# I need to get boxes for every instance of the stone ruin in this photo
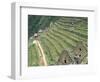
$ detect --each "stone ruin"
[57,41,87,65]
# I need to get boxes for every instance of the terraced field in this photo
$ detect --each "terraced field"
[28,16,88,66]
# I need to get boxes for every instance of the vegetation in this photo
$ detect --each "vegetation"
[28,15,88,66]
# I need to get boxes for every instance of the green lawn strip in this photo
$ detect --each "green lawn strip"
[53,24,87,43]
[75,26,88,31]
[63,27,87,38]
[39,37,55,65]
[56,20,81,27]
[52,23,82,41]
[43,37,59,63]
[47,35,64,53]
[28,46,33,66]
[48,29,74,51]
[42,33,60,55]
[49,23,76,48]
[54,23,87,40]
[50,23,75,49]
[57,21,88,31]
[58,17,74,22]
[55,22,87,37]
[56,20,85,30]
[54,28,79,43]
[52,24,79,43]
[28,44,39,66]
[40,34,60,63]
[48,30,70,50]
[52,30,76,47]
[54,26,87,43]
[57,19,87,30]
[50,29,76,48]
[58,17,87,24]
[57,20,78,27]
[48,32,64,50]
[46,23,65,51]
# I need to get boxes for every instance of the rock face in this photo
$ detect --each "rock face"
[73,41,87,64]
[57,41,88,65]
[57,50,73,65]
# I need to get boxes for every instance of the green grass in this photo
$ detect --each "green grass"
[28,44,39,66]
[39,37,55,65]
[28,16,88,66]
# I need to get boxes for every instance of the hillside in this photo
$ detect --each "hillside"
[28,15,88,66]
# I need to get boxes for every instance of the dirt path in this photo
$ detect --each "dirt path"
[33,40,47,66]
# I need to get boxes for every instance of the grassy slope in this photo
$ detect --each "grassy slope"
[28,17,88,66]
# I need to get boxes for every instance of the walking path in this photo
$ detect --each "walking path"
[33,40,47,66]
